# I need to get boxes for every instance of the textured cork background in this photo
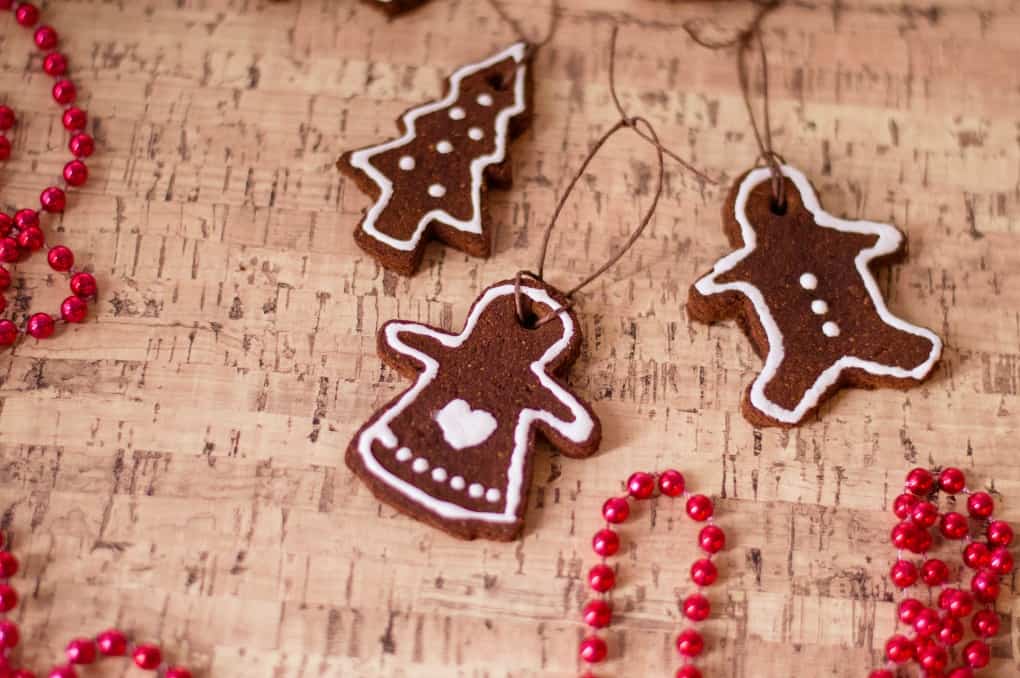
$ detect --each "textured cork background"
[0,0,1017,676]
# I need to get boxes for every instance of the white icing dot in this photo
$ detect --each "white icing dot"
[799,273,818,290]
[448,107,466,120]
[485,488,501,503]
[412,458,429,473]
[450,476,466,491]
[431,467,448,482]
[811,299,828,315]
[395,447,412,462]
[468,127,484,141]
[398,156,415,171]
[468,483,484,499]
[822,321,841,337]
[476,93,493,106]
[436,140,453,154]
[428,184,446,198]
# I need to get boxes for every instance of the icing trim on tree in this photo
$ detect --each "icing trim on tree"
[693,164,942,425]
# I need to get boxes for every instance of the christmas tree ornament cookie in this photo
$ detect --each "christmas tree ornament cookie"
[346,279,600,541]
[688,165,942,427]
[339,41,533,275]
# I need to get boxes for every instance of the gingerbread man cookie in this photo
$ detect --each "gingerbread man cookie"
[346,279,601,541]
[688,164,942,427]
[339,42,532,276]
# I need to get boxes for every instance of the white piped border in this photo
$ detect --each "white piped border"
[355,284,596,524]
[348,43,528,252]
[693,164,942,425]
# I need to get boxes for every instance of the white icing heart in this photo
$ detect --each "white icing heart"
[434,399,497,450]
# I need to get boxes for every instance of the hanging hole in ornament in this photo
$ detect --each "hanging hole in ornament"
[770,198,787,216]
[486,72,508,91]
[517,310,540,330]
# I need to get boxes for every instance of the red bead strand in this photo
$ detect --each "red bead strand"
[870,467,1014,677]
[578,470,724,677]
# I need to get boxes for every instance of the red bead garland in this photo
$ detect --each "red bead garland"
[0,532,191,677]
[871,467,1015,677]
[0,1,98,349]
[578,470,724,677]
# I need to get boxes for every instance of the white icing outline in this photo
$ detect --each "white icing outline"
[355,283,595,524]
[348,43,528,253]
[693,164,942,424]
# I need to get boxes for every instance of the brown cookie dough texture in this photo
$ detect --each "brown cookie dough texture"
[688,164,942,428]
[339,42,533,276]
[346,279,601,540]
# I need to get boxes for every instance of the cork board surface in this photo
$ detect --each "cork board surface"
[0,0,1017,676]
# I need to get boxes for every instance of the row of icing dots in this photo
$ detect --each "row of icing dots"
[798,272,840,338]
[394,447,501,503]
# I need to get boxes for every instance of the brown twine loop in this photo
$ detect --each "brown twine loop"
[684,0,786,210]
[484,0,560,62]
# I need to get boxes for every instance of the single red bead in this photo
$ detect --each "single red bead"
[0,320,17,346]
[63,160,88,187]
[47,245,74,272]
[15,3,39,27]
[592,529,619,557]
[892,492,919,519]
[988,546,1014,575]
[70,272,97,298]
[682,593,710,622]
[0,584,18,611]
[0,551,18,577]
[941,588,974,618]
[627,472,656,499]
[582,599,611,628]
[47,667,76,678]
[897,597,923,624]
[919,644,949,673]
[33,26,57,50]
[910,501,939,528]
[675,629,704,657]
[96,629,127,656]
[967,491,995,519]
[17,225,44,251]
[132,645,162,671]
[40,186,66,213]
[61,108,86,132]
[26,313,54,339]
[938,616,965,646]
[60,296,87,323]
[938,467,966,494]
[971,570,1000,602]
[690,558,717,587]
[68,133,94,158]
[963,542,991,570]
[698,524,725,554]
[987,520,1013,546]
[658,469,685,497]
[972,609,1000,638]
[0,237,18,262]
[920,558,950,586]
[940,512,969,540]
[0,266,8,291]
[948,668,975,678]
[867,671,893,678]
[0,620,19,648]
[885,634,914,663]
[588,564,615,593]
[890,521,920,550]
[165,669,193,678]
[675,667,702,678]
[65,638,96,665]
[0,135,10,161]
[0,214,11,236]
[0,105,15,131]
[43,52,67,77]
[52,80,76,106]
[14,209,39,230]
[685,494,713,522]
[905,468,935,496]
[601,497,629,524]
[963,640,990,669]
[578,636,606,664]
[913,607,941,637]
[889,559,918,588]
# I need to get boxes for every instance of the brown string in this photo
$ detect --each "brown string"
[684,0,786,209]
[484,0,559,60]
